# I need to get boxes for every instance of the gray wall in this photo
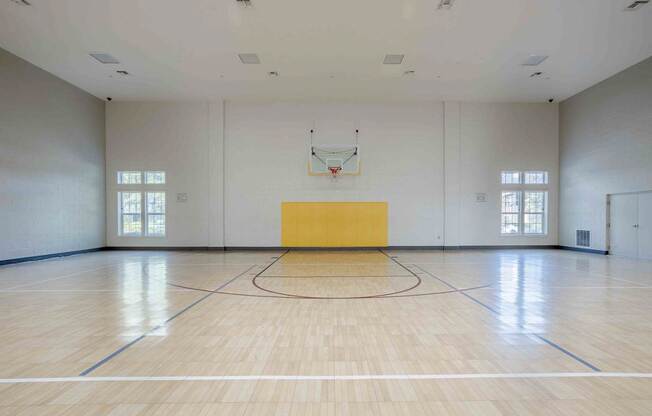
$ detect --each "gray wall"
[559,57,652,251]
[0,48,106,261]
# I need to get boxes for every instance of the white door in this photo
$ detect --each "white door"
[638,192,652,260]
[610,194,638,258]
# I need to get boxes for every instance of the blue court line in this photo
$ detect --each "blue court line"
[402,261,602,372]
[79,261,265,376]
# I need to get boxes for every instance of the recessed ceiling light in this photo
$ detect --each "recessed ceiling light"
[624,0,649,10]
[238,53,261,64]
[522,55,548,66]
[438,0,454,9]
[90,53,120,65]
[9,0,31,5]
[383,54,404,65]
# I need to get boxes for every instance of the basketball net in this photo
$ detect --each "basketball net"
[328,166,342,178]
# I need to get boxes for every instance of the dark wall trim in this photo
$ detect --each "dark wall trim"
[456,245,559,250]
[2,245,611,266]
[105,246,226,251]
[0,247,105,266]
[558,245,608,255]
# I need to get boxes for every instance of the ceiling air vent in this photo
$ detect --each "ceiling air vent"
[90,53,120,65]
[624,0,649,10]
[238,53,261,64]
[438,0,454,9]
[522,55,548,66]
[383,54,404,65]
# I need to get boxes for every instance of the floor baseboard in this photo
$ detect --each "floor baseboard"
[0,247,106,266]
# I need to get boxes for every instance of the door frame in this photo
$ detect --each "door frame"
[606,190,652,255]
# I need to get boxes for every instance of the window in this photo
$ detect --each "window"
[117,171,166,237]
[524,171,548,185]
[501,191,521,234]
[146,192,166,236]
[500,171,548,235]
[119,192,142,236]
[524,191,547,234]
[145,171,166,184]
[501,171,521,184]
[117,171,142,184]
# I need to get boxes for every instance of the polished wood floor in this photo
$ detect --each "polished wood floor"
[1,249,651,415]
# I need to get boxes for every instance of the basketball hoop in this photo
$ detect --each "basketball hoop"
[328,166,342,177]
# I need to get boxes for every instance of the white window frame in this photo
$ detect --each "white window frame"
[523,171,549,185]
[501,171,522,185]
[500,171,549,236]
[501,191,522,234]
[117,171,167,237]
[117,171,142,185]
[523,191,548,235]
[118,191,143,236]
[146,191,166,237]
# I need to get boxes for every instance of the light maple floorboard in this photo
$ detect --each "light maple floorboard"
[0,248,652,414]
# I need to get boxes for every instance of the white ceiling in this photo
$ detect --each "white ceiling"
[1,0,651,102]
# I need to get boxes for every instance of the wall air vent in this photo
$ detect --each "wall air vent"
[624,0,649,10]
[576,230,591,247]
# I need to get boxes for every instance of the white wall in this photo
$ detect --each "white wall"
[445,102,559,246]
[105,100,559,248]
[0,48,105,261]
[560,57,652,251]
[105,102,224,247]
[224,102,444,247]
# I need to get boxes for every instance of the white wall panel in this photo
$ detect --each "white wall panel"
[0,48,105,261]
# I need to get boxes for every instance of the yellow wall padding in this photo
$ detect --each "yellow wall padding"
[281,202,388,247]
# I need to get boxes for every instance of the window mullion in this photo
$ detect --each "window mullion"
[143,191,148,237]
[519,190,524,235]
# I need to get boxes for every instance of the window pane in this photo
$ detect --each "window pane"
[524,214,543,234]
[501,191,521,234]
[145,171,166,184]
[147,192,165,214]
[524,191,545,213]
[524,171,548,184]
[122,214,142,235]
[148,214,165,236]
[524,191,546,234]
[117,171,141,184]
[119,192,141,235]
[146,192,165,236]
[501,171,521,184]
[501,214,520,234]
[120,192,141,214]
[501,191,521,213]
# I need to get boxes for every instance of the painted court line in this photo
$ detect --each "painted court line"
[4,264,117,290]
[78,264,260,376]
[406,262,603,372]
[2,372,652,384]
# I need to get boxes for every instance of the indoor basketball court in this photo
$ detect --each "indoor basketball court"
[1,0,652,414]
